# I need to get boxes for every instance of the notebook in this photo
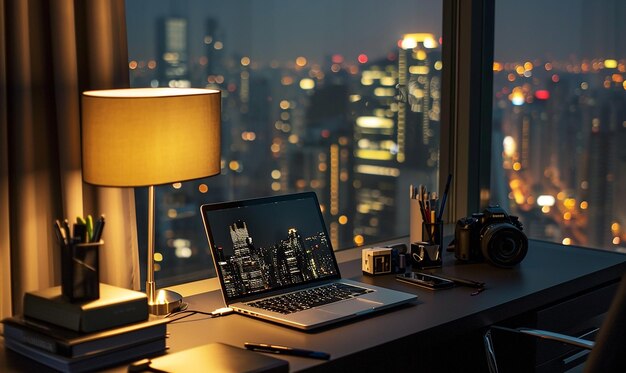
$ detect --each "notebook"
[133,342,288,373]
[200,192,417,330]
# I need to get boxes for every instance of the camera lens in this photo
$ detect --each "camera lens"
[480,223,528,268]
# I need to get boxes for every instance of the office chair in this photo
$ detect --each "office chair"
[484,273,626,373]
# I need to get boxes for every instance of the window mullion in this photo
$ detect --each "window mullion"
[441,0,495,221]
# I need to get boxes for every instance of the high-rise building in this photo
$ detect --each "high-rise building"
[401,33,442,169]
[351,33,442,245]
[157,17,190,87]
[203,18,223,78]
[287,228,314,280]
[302,83,353,249]
[586,89,626,247]
[352,59,402,244]
[228,221,264,292]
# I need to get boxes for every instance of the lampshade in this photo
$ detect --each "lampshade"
[81,88,221,187]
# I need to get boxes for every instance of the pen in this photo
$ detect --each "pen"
[62,219,72,242]
[86,215,94,242]
[430,192,439,215]
[437,174,452,221]
[417,271,485,288]
[74,216,88,243]
[92,215,106,242]
[418,198,428,222]
[54,220,68,245]
[244,342,331,360]
[73,223,87,243]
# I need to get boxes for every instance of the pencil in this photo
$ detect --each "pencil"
[431,210,436,236]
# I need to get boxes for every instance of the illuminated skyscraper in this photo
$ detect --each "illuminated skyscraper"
[287,228,314,280]
[215,245,244,297]
[157,17,190,87]
[279,238,303,283]
[230,220,252,257]
[203,18,223,77]
[400,33,441,169]
[302,83,353,249]
[304,232,335,275]
[586,89,626,247]
[228,221,264,292]
[352,59,402,244]
[351,34,442,244]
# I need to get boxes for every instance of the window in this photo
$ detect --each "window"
[491,0,626,251]
[126,0,444,285]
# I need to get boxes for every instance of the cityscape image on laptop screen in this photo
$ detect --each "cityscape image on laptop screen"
[203,196,339,299]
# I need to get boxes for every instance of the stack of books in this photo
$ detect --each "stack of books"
[2,283,167,372]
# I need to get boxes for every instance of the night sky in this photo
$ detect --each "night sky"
[202,194,329,257]
[126,0,438,64]
[125,0,589,64]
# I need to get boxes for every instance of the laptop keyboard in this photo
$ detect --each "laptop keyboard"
[246,283,374,314]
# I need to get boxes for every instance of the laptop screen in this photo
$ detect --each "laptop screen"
[201,192,341,303]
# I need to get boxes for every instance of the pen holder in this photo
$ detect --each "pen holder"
[410,221,444,269]
[61,241,101,302]
[410,199,423,244]
[410,241,442,269]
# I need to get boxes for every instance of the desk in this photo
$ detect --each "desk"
[2,240,626,372]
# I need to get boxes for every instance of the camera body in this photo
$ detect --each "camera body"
[454,205,528,268]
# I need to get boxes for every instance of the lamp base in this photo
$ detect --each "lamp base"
[148,288,184,315]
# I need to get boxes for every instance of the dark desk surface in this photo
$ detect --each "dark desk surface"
[162,240,626,372]
[2,240,626,372]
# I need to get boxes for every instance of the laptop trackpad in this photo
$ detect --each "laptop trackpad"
[319,298,383,315]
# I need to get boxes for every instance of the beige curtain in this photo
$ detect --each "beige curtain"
[0,0,139,319]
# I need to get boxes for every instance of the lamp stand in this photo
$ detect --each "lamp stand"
[146,185,183,315]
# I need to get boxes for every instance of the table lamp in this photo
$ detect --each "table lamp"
[81,88,221,315]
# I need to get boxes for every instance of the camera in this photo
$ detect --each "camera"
[454,205,528,268]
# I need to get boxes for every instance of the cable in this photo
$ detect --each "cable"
[165,307,234,323]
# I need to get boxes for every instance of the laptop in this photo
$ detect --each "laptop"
[200,192,417,330]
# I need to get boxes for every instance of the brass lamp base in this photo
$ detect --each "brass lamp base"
[148,288,184,315]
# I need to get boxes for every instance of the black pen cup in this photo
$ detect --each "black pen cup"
[411,220,444,269]
[410,241,442,269]
[61,241,101,302]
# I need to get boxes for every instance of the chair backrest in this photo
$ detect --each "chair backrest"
[584,273,626,372]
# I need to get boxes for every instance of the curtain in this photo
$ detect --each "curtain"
[0,0,139,319]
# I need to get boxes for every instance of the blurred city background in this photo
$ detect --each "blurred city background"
[125,0,626,285]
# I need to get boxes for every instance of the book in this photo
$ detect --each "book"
[23,283,148,332]
[4,336,166,373]
[2,315,168,358]
[136,342,289,373]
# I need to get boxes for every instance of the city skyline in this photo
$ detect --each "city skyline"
[215,219,337,298]
[204,198,329,256]
[128,1,626,285]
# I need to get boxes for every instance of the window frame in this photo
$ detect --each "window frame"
[441,0,495,222]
